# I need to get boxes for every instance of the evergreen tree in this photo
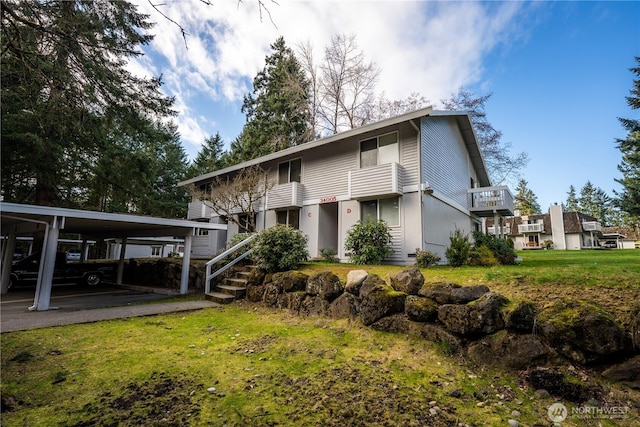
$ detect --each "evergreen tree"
[565,185,580,211]
[1,0,175,208]
[187,132,228,177]
[235,36,311,162]
[441,89,528,185]
[579,181,612,225]
[513,179,541,215]
[615,57,640,219]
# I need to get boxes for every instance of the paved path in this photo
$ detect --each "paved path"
[1,286,219,333]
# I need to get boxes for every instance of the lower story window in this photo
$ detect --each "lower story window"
[277,209,300,229]
[151,246,162,257]
[361,197,399,226]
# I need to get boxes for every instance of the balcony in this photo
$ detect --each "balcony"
[487,226,511,235]
[468,186,514,217]
[582,221,602,232]
[187,200,215,220]
[267,181,304,210]
[349,162,403,199]
[518,223,545,233]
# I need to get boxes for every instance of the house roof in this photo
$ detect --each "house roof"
[178,107,491,188]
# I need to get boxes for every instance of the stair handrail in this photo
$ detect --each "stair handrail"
[205,233,258,293]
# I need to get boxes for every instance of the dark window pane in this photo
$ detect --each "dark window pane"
[290,159,301,183]
[279,162,289,184]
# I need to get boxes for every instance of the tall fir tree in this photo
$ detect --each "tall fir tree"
[579,181,612,225]
[1,0,175,208]
[513,179,541,215]
[615,57,640,219]
[565,185,580,211]
[187,132,228,177]
[234,36,311,162]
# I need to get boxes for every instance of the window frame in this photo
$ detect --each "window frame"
[276,208,300,229]
[278,158,302,184]
[360,197,400,227]
[359,131,399,168]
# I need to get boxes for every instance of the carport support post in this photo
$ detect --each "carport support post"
[33,217,61,311]
[179,233,193,295]
[117,237,127,285]
[1,232,17,294]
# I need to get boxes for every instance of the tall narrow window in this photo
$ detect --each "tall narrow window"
[276,209,300,229]
[359,132,398,168]
[278,158,302,184]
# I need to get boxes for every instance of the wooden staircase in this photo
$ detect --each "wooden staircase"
[205,264,256,304]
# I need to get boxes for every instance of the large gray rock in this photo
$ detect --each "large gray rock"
[404,295,439,322]
[504,301,537,332]
[262,283,281,306]
[345,270,368,295]
[537,299,630,365]
[389,268,424,295]
[271,271,308,293]
[246,284,267,302]
[467,332,551,370]
[359,284,406,326]
[438,292,508,337]
[277,291,306,313]
[306,271,344,302]
[300,295,330,317]
[369,314,462,353]
[419,283,490,304]
[601,355,640,389]
[358,274,387,299]
[329,292,361,320]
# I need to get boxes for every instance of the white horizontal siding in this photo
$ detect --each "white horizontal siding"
[349,163,402,199]
[399,122,420,188]
[302,140,358,200]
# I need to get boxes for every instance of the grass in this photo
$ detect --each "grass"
[1,250,639,426]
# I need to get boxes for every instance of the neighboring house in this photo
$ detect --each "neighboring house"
[600,226,640,249]
[486,204,604,250]
[106,237,185,259]
[179,107,513,265]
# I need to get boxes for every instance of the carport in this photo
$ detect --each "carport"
[0,202,226,311]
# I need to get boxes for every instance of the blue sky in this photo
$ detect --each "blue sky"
[130,0,639,211]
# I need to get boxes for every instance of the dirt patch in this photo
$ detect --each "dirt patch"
[72,372,201,427]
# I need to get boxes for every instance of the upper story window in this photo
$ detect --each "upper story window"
[278,158,302,184]
[360,132,399,168]
[361,197,400,226]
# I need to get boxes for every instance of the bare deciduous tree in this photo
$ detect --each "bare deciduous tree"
[188,165,272,232]
[318,34,380,134]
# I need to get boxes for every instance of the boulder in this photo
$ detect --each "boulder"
[419,283,490,304]
[345,270,368,295]
[277,291,306,313]
[504,301,537,332]
[404,295,439,323]
[525,367,603,403]
[369,314,462,353]
[389,268,424,295]
[329,293,361,320]
[306,271,344,302]
[245,267,266,287]
[300,295,330,317]
[418,324,463,353]
[438,292,508,337]
[467,332,551,370]
[246,284,267,302]
[359,284,406,326]
[359,274,387,298]
[262,283,281,307]
[537,299,630,364]
[271,271,308,293]
[601,355,640,389]
[370,313,420,335]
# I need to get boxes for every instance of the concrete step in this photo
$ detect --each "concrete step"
[205,292,235,304]
[225,277,248,286]
[216,284,247,299]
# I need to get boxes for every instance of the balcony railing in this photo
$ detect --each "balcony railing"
[518,223,545,233]
[487,226,511,235]
[349,162,403,199]
[267,181,303,210]
[468,186,514,217]
[582,221,602,232]
[187,200,215,220]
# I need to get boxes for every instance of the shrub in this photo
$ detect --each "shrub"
[468,245,499,267]
[543,239,554,249]
[344,220,393,265]
[445,228,471,267]
[320,247,338,262]
[414,248,441,268]
[252,225,309,272]
[472,231,517,265]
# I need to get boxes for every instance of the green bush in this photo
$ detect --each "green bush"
[468,245,499,267]
[472,231,517,265]
[319,247,338,262]
[445,228,471,267]
[414,248,441,268]
[344,220,393,265]
[252,225,309,272]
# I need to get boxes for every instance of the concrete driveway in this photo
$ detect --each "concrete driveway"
[1,284,218,333]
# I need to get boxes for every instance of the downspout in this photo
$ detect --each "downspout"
[410,119,423,251]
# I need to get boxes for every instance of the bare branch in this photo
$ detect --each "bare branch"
[147,1,189,50]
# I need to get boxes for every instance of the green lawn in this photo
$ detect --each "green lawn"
[1,250,639,426]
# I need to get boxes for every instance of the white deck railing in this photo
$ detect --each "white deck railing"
[204,233,258,294]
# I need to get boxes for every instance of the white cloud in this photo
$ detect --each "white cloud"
[129,0,525,153]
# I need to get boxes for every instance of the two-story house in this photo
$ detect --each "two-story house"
[179,107,513,265]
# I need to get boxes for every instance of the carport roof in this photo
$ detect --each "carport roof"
[0,202,226,238]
